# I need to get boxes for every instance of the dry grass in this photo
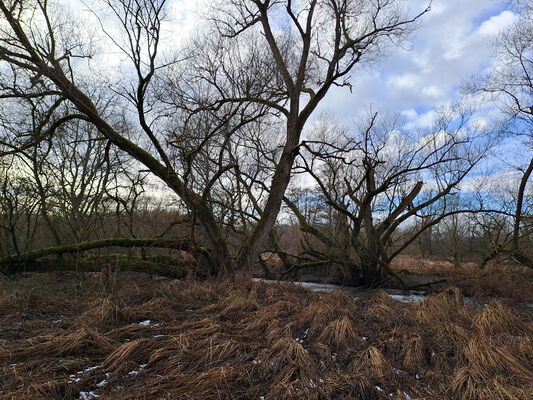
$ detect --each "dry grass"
[352,345,393,377]
[461,337,532,382]
[78,297,133,327]
[391,255,533,302]
[0,273,531,400]
[401,336,427,371]
[473,301,530,336]
[318,317,359,351]
[415,287,467,326]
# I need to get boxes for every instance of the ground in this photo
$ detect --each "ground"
[0,270,532,400]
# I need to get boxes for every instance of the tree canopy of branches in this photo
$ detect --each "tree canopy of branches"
[469,0,533,267]
[278,108,491,286]
[0,0,429,275]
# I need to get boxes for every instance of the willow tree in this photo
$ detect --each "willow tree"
[279,108,490,286]
[0,0,429,275]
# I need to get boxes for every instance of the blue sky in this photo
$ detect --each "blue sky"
[72,0,516,127]
[315,0,516,126]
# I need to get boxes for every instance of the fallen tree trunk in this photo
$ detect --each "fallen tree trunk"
[2,256,191,278]
[480,247,533,269]
[0,238,211,275]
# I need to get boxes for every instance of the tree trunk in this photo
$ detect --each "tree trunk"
[513,156,533,253]
[359,248,388,287]
[234,117,301,270]
[0,237,202,274]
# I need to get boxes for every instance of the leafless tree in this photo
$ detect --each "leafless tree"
[0,156,40,256]
[468,0,533,266]
[279,107,491,286]
[0,0,429,275]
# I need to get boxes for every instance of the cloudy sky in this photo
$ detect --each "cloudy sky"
[162,0,517,127]
[321,0,516,126]
[71,0,516,127]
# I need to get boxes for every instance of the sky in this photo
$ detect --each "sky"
[160,0,517,127]
[321,0,515,126]
[67,0,516,127]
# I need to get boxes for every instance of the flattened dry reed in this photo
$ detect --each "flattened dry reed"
[78,297,133,326]
[220,293,258,314]
[462,337,532,382]
[26,380,79,400]
[2,274,532,400]
[104,338,162,371]
[415,287,467,327]
[401,336,427,371]
[352,345,393,377]
[450,369,533,400]
[262,336,319,387]
[15,326,116,359]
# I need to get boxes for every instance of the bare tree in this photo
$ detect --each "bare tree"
[161,0,431,269]
[0,156,40,256]
[279,108,490,286]
[468,0,533,266]
[0,0,429,275]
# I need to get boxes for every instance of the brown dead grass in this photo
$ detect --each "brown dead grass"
[473,301,530,336]
[391,255,533,302]
[78,297,134,327]
[0,273,531,400]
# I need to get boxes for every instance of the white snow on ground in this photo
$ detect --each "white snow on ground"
[96,373,110,387]
[69,365,101,383]
[128,363,147,376]
[79,366,100,373]
[138,320,160,327]
[79,391,99,399]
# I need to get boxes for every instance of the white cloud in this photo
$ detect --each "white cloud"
[386,73,420,90]
[317,0,513,126]
[421,85,444,99]
[477,10,518,36]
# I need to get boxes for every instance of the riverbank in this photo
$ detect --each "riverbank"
[1,272,531,399]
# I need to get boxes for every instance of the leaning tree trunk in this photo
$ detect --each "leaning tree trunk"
[234,116,301,271]
[513,156,533,254]
[0,237,208,275]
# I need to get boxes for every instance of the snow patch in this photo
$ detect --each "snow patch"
[79,391,99,399]
[96,373,110,387]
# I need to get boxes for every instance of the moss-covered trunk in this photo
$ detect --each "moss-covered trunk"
[0,238,198,274]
